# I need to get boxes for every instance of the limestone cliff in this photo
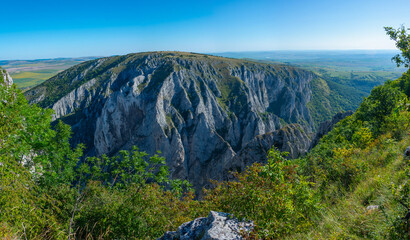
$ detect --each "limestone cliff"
[226,124,310,177]
[1,68,13,86]
[25,52,335,189]
[309,110,354,150]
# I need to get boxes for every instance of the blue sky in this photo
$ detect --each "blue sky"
[1,0,410,59]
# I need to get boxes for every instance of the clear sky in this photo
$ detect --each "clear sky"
[1,0,410,59]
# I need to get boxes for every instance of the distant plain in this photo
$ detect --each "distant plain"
[0,57,97,89]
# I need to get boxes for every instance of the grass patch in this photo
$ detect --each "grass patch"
[292,134,410,239]
[11,70,60,88]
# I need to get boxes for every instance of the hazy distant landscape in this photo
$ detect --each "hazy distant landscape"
[216,50,406,93]
[3,50,405,92]
[1,57,97,88]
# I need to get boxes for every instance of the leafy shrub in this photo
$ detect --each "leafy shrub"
[204,149,319,238]
[0,84,68,239]
[356,82,407,135]
[0,84,201,239]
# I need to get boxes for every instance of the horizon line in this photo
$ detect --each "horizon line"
[0,49,399,61]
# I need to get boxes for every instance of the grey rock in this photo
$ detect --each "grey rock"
[158,211,254,240]
[226,124,310,178]
[1,68,13,86]
[365,205,379,212]
[404,146,410,157]
[310,111,354,150]
[23,52,330,190]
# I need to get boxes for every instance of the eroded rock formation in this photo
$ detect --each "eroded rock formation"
[25,52,341,189]
[1,68,13,86]
[158,211,254,240]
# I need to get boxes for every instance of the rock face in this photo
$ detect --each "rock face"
[24,52,335,189]
[1,68,13,86]
[309,110,354,149]
[158,211,254,240]
[225,123,310,179]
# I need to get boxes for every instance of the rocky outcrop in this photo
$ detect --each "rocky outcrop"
[24,52,336,189]
[309,111,354,149]
[404,146,410,157]
[225,124,310,178]
[1,68,13,86]
[158,211,254,240]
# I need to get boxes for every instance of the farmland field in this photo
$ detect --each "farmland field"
[1,57,98,89]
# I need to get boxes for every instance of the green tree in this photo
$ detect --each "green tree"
[356,82,406,135]
[69,148,198,239]
[0,84,69,239]
[0,82,200,239]
[385,25,410,68]
[385,25,410,97]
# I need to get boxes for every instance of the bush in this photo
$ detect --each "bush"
[356,83,407,135]
[204,148,319,238]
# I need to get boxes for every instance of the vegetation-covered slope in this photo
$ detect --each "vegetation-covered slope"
[308,76,366,126]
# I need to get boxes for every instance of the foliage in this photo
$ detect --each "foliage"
[356,82,407,135]
[385,25,410,68]
[82,147,168,189]
[74,182,205,239]
[351,126,372,148]
[204,149,319,238]
[0,83,200,239]
[398,70,410,97]
[316,68,403,93]
[385,25,410,98]
[0,84,68,239]
[295,49,410,238]
[293,132,410,239]
[388,156,410,238]
[307,76,366,129]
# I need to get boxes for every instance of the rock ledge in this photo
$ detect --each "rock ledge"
[158,211,254,240]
